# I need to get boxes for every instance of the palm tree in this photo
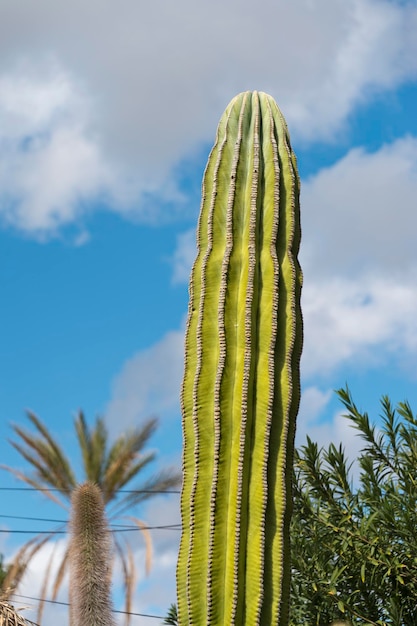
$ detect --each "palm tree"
[1,411,181,624]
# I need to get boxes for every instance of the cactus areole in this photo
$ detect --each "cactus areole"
[176,91,303,625]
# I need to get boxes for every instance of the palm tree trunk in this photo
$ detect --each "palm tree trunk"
[69,482,115,626]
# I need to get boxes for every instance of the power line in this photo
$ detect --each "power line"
[11,594,165,620]
[0,530,66,534]
[0,514,182,527]
[0,527,181,534]
[111,523,181,530]
[0,521,182,534]
[0,487,181,493]
[0,514,66,523]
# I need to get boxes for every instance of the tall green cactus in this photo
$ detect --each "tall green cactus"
[69,482,115,626]
[177,91,303,625]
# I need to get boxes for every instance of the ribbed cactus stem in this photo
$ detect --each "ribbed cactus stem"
[177,91,303,625]
[69,482,115,626]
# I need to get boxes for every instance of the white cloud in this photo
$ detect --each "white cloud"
[0,66,113,235]
[301,136,417,277]
[1,126,109,233]
[0,0,417,235]
[287,0,417,139]
[302,275,417,379]
[298,135,417,380]
[297,386,333,431]
[106,330,184,432]
[0,67,75,137]
[0,64,186,237]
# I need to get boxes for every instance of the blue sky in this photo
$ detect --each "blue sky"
[1,0,417,623]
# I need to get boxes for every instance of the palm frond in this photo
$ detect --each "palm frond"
[75,413,108,484]
[3,531,59,602]
[105,418,158,475]
[113,418,158,455]
[0,600,35,626]
[122,541,136,626]
[0,465,66,508]
[163,603,178,625]
[104,452,156,503]
[113,537,135,626]
[7,420,75,496]
[74,412,92,478]
[126,517,153,575]
[36,546,56,626]
[111,470,181,518]
[0,558,25,604]
[90,419,108,483]
[24,413,76,491]
[50,548,69,601]
[125,545,135,626]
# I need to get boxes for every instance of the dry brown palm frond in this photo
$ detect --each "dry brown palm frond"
[113,542,136,626]
[125,544,135,625]
[0,563,25,603]
[1,532,56,602]
[0,600,36,626]
[126,517,153,576]
[113,537,134,626]
[50,547,69,601]
[35,541,60,626]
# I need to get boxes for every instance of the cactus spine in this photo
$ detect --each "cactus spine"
[69,482,115,626]
[177,91,303,625]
